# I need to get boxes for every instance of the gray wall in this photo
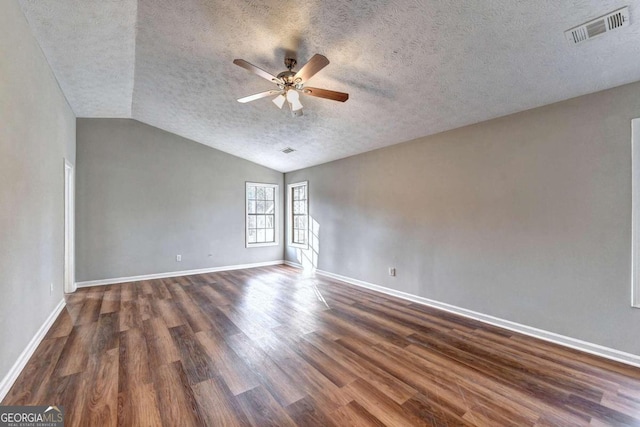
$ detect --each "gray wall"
[76,119,283,282]
[0,1,76,383]
[286,81,640,356]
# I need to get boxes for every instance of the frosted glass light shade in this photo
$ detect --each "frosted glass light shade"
[272,94,286,109]
[290,98,303,111]
[286,89,300,102]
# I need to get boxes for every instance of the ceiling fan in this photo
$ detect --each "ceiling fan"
[233,54,349,117]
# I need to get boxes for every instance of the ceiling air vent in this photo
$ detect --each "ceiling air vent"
[281,147,296,154]
[565,7,630,44]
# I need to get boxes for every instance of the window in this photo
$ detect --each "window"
[246,182,278,247]
[288,181,308,248]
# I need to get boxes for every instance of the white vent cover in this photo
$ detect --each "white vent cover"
[281,147,296,154]
[565,7,630,44]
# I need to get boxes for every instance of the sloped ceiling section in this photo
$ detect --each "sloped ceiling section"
[19,0,137,117]
[19,0,640,172]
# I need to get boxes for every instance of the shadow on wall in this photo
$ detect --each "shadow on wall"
[295,217,320,273]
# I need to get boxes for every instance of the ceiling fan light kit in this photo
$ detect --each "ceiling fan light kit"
[272,94,286,109]
[234,54,349,117]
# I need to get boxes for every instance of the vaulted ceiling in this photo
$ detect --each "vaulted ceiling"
[19,0,640,172]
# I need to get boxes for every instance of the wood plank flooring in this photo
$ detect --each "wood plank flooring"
[4,265,640,426]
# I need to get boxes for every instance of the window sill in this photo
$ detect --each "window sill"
[246,242,279,248]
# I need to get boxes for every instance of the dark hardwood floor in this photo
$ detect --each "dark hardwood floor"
[3,265,640,426]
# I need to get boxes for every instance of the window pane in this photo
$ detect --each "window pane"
[289,183,308,246]
[294,201,306,214]
[247,183,278,246]
[265,200,274,214]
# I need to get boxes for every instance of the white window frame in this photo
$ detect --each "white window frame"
[632,118,640,308]
[288,181,309,249]
[245,182,279,248]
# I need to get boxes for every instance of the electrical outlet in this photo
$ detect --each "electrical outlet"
[389,267,396,277]
[50,282,53,295]
[176,254,182,262]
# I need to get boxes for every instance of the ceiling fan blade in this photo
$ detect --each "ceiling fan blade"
[302,87,349,102]
[238,90,281,103]
[294,54,330,84]
[233,59,283,84]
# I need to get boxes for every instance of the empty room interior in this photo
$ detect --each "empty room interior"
[3,0,640,425]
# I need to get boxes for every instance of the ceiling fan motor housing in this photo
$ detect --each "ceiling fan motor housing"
[276,70,303,90]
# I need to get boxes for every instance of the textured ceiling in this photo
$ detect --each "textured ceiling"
[19,0,640,172]
[19,0,137,117]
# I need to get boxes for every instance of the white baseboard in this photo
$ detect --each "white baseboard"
[284,260,303,268]
[75,260,286,288]
[285,261,640,368]
[0,298,66,402]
